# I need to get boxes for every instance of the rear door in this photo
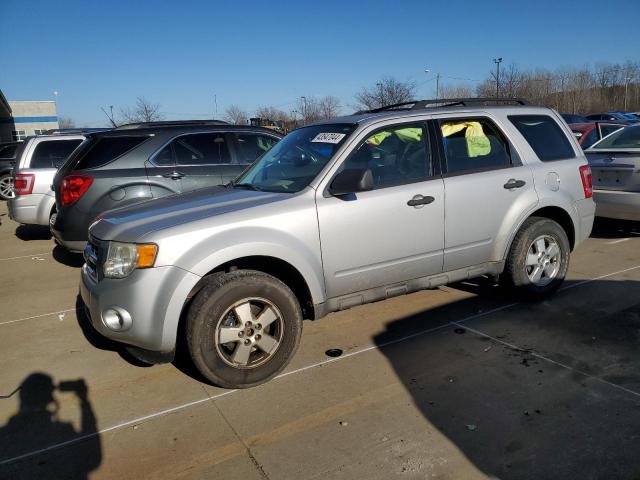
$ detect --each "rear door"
[434,115,537,271]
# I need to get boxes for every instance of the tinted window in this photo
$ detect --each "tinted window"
[173,133,231,165]
[509,115,575,161]
[600,124,623,138]
[0,144,17,159]
[440,118,511,174]
[30,139,83,169]
[592,125,640,149]
[340,124,430,188]
[234,133,279,164]
[153,144,174,166]
[76,136,148,170]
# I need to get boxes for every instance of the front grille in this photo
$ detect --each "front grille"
[84,236,102,282]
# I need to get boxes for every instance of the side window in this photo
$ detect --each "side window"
[30,139,83,168]
[439,118,511,174]
[174,133,231,166]
[234,133,279,164]
[340,124,430,188]
[153,144,174,166]
[509,115,575,161]
[600,124,623,138]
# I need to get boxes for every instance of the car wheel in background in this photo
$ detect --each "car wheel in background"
[186,270,303,388]
[501,217,570,299]
[0,173,14,200]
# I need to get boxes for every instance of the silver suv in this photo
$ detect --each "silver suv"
[80,99,595,388]
[8,134,85,226]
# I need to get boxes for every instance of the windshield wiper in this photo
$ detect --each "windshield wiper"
[232,183,263,191]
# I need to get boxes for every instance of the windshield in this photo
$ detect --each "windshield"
[591,125,640,149]
[233,123,355,193]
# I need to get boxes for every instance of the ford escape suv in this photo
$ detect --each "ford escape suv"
[80,98,595,389]
[52,121,282,251]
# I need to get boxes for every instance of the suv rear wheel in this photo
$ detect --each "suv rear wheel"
[0,173,14,200]
[501,217,570,299]
[186,270,303,388]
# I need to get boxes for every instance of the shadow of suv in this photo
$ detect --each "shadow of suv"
[51,121,282,251]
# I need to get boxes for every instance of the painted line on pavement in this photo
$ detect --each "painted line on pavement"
[0,252,50,261]
[2,263,640,465]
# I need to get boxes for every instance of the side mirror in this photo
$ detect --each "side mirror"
[329,168,374,196]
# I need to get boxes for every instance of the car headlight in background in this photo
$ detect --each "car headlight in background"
[103,242,158,278]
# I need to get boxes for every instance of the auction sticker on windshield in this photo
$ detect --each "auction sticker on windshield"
[311,132,346,143]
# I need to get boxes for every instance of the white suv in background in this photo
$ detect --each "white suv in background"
[8,134,85,227]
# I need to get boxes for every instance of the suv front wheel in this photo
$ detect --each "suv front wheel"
[501,217,570,299]
[186,270,303,388]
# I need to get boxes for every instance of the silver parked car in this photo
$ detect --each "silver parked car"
[585,124,640,221]
[8,134,85,227]
[80,99,595,388]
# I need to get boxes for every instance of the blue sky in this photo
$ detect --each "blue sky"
[1,0,639,126]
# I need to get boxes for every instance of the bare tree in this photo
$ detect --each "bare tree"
[439,84,474,99]
[317,96,341,119]
[119,97,164,123]
[58,116,75,129]
[354,77,416,110]
[224,105,248,124]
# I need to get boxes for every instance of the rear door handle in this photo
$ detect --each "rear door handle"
[407,195,435,207]
[162,171,184,180]
[503,179,526,189]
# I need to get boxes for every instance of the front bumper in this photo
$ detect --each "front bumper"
[80,263,201,353]
[593,190,640,222]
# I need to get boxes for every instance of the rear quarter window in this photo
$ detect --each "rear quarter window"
[29,139,83,169]
[509,115,575,161]
[75,136,148,170]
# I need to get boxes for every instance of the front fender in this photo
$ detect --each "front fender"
[155,225,326,306]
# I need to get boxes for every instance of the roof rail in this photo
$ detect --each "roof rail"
[114,119,229,130]
[42,128,111,135]
[358,97,529,114]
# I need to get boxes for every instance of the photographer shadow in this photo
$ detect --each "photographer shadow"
[0,373,101,479]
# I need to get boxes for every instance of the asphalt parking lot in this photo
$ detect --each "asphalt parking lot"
[0,201,639,480]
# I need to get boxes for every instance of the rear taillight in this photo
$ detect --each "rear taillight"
[61,174,93,206]
[14,173,35,195]
[579,165,593,198]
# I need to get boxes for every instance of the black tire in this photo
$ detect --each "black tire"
[186,270,303,388]
[501,217,570,300]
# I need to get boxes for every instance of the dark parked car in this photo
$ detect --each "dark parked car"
[585,112,638,124]
[560,113,588,124]
[569,121,625,149]
[52,121,282,251]
[0,141,20,200]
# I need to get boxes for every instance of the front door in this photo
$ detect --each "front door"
[316,122,445,299]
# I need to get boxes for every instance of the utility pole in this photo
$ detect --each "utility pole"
[624,76,632,111]
[493,58,503,98]
[213,94,218,118]
[376,82,383,107]
[435,73,441,99]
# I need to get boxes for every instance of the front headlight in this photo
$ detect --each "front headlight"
[103,242,158,279]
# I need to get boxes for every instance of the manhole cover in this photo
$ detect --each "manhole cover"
[325,348,343,358]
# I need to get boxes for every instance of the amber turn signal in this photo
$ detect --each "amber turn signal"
[136,244,158,268]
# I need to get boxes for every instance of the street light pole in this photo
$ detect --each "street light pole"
[300,96,307,123]
[436,73,441,100]
[493,58,503,98]
[376,82,383,107]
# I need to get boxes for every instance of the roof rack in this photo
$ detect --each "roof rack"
[114,119,228,130]
[42,128,111,135]
[358,97,529,114]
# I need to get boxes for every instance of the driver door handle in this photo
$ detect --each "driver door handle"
[503,179,526,189]
[407,195,435,207]
[162,171,185,180]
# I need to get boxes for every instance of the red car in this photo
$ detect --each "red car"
[570,122,625,148]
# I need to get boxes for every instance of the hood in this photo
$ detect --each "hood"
[90,185,290,242]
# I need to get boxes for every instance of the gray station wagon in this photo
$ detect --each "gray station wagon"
[52,121,282,251]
